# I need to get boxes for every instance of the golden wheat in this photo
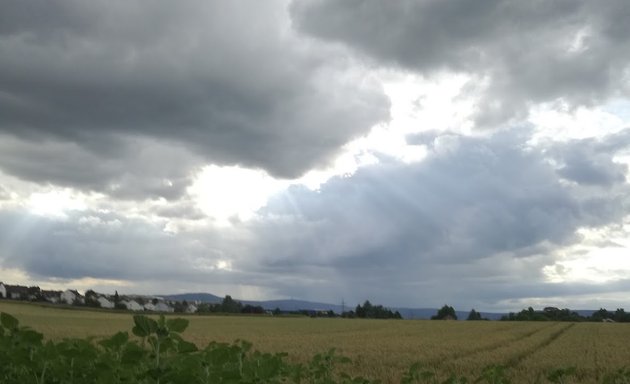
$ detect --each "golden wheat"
[3,300,630,383]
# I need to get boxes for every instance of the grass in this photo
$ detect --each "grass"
[3,300,630,383]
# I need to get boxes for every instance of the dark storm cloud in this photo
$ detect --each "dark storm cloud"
[260,131,578,265]
[238,129,630,306]
[0,209,242,284]
[0,0,389,188]
[548,130,630,187]
[1,129,629,308]
[154,202,206,221]
[0,134,199,200]
[291,0,630,127]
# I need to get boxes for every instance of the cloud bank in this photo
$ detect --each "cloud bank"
[291,0,630,126]
[1,0,630,311]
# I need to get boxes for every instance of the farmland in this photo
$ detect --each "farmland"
[2,300,630,383]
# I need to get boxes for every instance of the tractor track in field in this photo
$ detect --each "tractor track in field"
[426,323,558,366]
[503,323,576,368]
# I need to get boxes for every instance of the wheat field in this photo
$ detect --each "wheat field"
[2,300,629,383]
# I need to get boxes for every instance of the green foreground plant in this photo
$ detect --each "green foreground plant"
[0,311,376,384]
[0,311,624,383]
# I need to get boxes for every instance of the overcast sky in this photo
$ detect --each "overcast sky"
[1,0,630,312]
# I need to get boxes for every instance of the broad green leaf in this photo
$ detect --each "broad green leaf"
[147,367,163,381]
[156,325,169,338]
[167,318,189,333]
[169,333,183,342]
[20,329,44,346]
[177,340,198,353]
[99,331,129,350]
[132,315,157,337]
[160,337,176,352]
[1,312,19,330]
[121,343,145,365]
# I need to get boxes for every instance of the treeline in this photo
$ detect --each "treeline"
[196,295,266,314]
[194,295,337,317]
[342,300,402,319]
[500,307,630,322]
[425,305,630,322]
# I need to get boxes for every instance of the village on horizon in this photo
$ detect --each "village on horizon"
[0,281,194,313]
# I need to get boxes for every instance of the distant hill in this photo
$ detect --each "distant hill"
[160,292,510,319]
[162,292,222,304]
[244,299,344,313]
[388,308,505,320]
[389,308,440,319]
[573,309,599,317]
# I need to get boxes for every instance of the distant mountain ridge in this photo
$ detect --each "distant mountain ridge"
[161,292,508,320]
[162,292,223,304]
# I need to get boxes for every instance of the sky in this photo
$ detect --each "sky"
[1,0,630,312]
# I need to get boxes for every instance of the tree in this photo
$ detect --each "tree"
[355,300,401,319]
[196,303,214,313]
[590,308,612,322]
[242,304,264,314]
[501,306,584,322]
[84,290,101,308]
[342,310,356,318]
[355,300,372,318]
[221,295,243,313]
[431,305,457,320]
[173,301,188,313]
[467,309,482,321]
[613,308,630,323]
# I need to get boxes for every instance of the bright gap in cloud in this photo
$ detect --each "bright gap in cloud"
[496,292,630,313]
[188,72,477,221]
[382,72,475,135]
[529,99,629,142]
[189,165,289,225]
[27,189,87,218]
[273,73,461,191]
[544,221,630,284]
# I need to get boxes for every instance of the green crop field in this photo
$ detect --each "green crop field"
[2,300,630,383]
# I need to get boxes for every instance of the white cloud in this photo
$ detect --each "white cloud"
[544,220,630,283]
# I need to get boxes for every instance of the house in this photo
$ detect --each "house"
[5,284,29,300]
[0,282,6,299]
[97,296,114,309]
[144,301,174,312]
[155,302,174,312]
[123,300,144,311]
[27,286,41,301]
[60,289,84,305]
[41,290,61,303]
[186,304,198,313]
